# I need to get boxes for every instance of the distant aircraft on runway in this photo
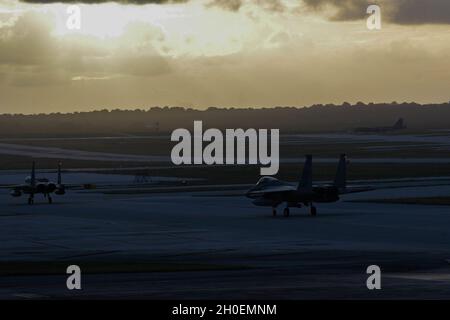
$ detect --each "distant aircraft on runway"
[354,118,406,133]
[9,162,66,205]
[246,154,372,217]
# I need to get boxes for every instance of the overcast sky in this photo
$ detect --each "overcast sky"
[0,0,449,113]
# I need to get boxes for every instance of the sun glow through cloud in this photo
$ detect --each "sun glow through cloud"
[34,1,261,57]
[50,3,178,39]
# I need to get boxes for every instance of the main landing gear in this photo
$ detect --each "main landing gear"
[27,194,53,205]
[271,204,317,217]
[45,193,53,204]
[42,193,53,204]
[28,195,34,205]
[271,207,290,217]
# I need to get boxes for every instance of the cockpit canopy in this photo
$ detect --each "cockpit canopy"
[256,176,280,186]
[25,176,49,184]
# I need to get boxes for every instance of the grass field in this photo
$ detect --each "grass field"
[2,135,450,158]
[1,132,450,184]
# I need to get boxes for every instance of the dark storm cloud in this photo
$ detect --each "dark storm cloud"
[19,0,188,4]
[19,0,285,12]
[391,0,450,25]
[303,0,371,21]
[16,0,450,24]
[303,0,450,24]
[207,0,243,11]
[207,0,284,12]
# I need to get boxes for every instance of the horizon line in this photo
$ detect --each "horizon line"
[2,100,450,117]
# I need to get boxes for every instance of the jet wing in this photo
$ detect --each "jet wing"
[249,185,297,197]
[0,184,26,189]
[339,181,450,195]
[340,186,376,195]
[0,183,86,190]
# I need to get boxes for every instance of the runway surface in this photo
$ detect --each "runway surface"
[1,178,450,299]
[2,131,450,165]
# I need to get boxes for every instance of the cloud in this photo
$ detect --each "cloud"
[18,0,287,14]
[302,0,450,25]
[0,13,172,86]
[206,0,285,12]
[17,0,287,14]
[206,0,242,11]
[19,0,188,4]
[302,0,371,21]
[2,0,450,113]
[16,0,450,25]
[390,0,450,25]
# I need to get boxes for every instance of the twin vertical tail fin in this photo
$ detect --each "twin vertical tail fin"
[57,162,62,185]
[334,154,347,190]
[297,154,346,191]
[297,155,313,191]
